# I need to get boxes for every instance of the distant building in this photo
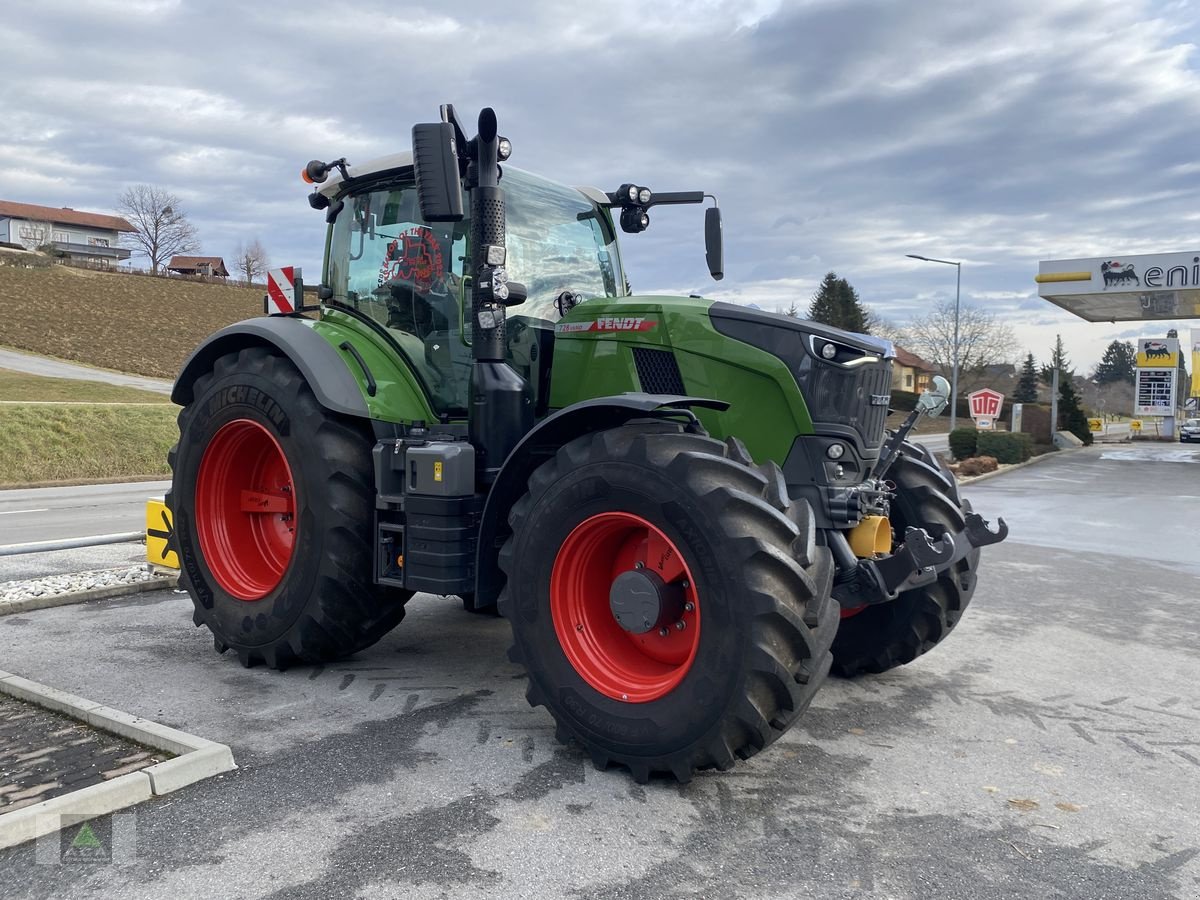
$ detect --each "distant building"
[167,256,229,278]
[892,346,936,392]
[0,199,135,265]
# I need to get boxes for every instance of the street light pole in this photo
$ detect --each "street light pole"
[906,254,963,431]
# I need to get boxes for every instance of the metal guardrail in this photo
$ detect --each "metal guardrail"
[0,532,144,558]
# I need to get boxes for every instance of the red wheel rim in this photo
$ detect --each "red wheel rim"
[195,419,297,601]
[840,605,867,619]
[550,512,700,703]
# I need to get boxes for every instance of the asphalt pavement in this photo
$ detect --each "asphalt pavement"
[0,481,170,547]
[0,348,172,395]
[0,445,1197,898]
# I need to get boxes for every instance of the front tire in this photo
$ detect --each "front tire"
[168,348,411,668]
[498,424,838,782]
[831,440,979,676]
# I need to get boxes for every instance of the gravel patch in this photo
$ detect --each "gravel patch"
[0,566,174,606]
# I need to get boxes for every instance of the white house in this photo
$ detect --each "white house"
[0,199,135,265]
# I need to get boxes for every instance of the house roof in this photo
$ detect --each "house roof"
[893,345,936,372]
[167,256,229,275]
[0,199,135,233]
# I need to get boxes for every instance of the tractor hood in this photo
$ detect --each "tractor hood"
[707,301,894,361]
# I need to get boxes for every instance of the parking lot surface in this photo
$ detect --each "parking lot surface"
[0,445,1197,899]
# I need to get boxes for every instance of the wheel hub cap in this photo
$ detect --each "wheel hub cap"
[609,568,685,635]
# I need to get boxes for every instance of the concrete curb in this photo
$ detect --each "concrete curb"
[957,447,1074,486]
[0,574,178,617]
[0,669,236,850]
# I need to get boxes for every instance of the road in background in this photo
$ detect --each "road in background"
[0,347,172,394]
[1,444,1197,898]
[0,480,169,546]
[910,431,949,453]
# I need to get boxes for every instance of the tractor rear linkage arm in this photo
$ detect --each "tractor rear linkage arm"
[831,512,1008,609]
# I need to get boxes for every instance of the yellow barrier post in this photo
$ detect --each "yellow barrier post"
[146,499,179,569]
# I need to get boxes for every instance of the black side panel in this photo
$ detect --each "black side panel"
[171,317,369,418]
[472,393,729,609]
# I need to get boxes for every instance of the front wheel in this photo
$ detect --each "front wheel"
[498,424,837,783]
[831,440,979,676]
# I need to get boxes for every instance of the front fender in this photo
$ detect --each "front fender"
[471,393,729,609]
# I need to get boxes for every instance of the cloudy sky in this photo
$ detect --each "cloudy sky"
[4,0,1200,370]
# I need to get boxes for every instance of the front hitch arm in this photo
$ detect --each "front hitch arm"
[831,513,1008,608]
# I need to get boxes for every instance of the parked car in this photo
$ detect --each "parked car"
[1181,418,1200,443]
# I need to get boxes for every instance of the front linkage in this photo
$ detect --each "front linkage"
[830,385,1008,610]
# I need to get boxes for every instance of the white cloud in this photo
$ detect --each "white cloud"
[2,0,1198,374]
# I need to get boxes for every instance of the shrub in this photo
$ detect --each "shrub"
[976,431,1033,464]
[889,389,920,412]
[948,427,978,460]
[958,455,999,476]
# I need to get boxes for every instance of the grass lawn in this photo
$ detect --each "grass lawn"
[0,404,177,485]
[0,368,168,403]
[0,262,261,378]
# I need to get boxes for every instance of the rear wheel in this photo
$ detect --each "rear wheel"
[168,348,411,668]
[831,439,979,676]
[498,424,838,782]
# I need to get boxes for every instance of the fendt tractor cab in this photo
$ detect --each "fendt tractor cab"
[168,105,1007,782]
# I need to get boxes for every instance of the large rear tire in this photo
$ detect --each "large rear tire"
[167,348,411,669]
[831,439,979,676]
[498,424,838,782]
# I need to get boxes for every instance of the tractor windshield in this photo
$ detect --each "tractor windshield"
[324,168,623,416]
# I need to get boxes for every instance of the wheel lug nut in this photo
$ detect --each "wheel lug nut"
[681,580,689,589]
[675,620,686,631]
[635,561,645,569]
[659,626,669,637]
[684,601,695,613]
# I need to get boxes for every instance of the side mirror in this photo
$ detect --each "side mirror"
[705,207,723,281]
[412,122,464,222]
[917,375,951,417]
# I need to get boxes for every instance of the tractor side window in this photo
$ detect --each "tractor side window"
[327,184,470,415]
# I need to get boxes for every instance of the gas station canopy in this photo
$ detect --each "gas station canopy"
[1036,250,1200,322]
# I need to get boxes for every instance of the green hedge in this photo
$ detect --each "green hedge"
[976,431,1033,464]
[948,428,977,460]
[890,389,920,412]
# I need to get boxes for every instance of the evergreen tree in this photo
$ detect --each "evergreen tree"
[784,301,799,317]
[1093,340,1136,384]
[1014,352,1039,403]
[1058,374,1093,445]
[1040,335,1072,384]
[807,271,869,333]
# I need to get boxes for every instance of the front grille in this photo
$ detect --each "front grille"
[632,347,685,394]
[807,359,891,449]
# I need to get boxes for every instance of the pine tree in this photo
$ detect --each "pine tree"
[1058,374,1093,445]
[1014,352,1039,403]
[1093,340,1136,384]
[807,271,869,333]
[1040,335,1072,384]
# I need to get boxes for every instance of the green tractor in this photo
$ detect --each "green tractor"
[168,105,1006,782]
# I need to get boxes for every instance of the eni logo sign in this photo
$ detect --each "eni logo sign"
[1141,256,1200,289]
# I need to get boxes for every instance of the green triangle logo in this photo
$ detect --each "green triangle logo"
[71,823,103,850]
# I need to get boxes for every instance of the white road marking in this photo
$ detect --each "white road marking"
[0,508,49,515]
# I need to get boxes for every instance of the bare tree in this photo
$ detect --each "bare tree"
[903,298,1018,394]
[233,238,270,285]
[117,185,199,274]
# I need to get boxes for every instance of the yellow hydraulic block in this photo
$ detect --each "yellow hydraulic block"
[848,515,891,559]
[146,498,179,569]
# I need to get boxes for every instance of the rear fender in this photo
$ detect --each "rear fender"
[172,317,370,417]
[471,393,729,609]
